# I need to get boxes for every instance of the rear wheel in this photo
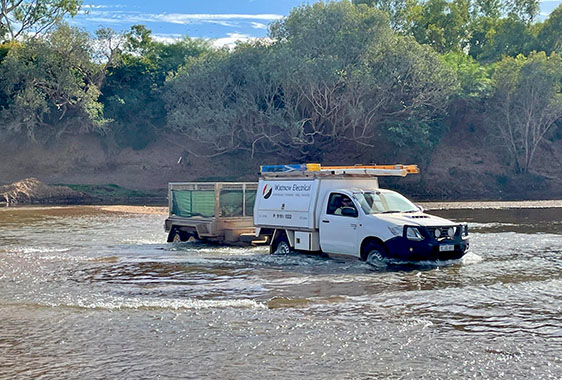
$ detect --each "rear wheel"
[271,235,291,254]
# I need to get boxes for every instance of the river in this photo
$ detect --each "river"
[0,205,561,379]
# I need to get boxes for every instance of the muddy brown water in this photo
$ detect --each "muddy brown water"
[0,206,561,379]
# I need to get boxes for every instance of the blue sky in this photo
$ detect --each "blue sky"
[69,0,309,46]
[69,0,561,47]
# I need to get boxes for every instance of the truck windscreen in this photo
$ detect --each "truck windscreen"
[354,191,419,214]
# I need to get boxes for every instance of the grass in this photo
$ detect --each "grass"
[61,184,164,205]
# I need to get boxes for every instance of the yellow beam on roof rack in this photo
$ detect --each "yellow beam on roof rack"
[259,163,420,177]
[320,164,419,174]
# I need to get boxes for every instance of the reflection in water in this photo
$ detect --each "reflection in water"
[0,206,561,379]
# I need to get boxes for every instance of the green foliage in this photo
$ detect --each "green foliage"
[407,0,472,53]
[0,0,82,42]
[0,0,559,173]
[101,25,212,150]
[504,0,540,22]
[470,15,537,62]
[442,51,491,98]
[537,4,562,54]
[0,24,106,140]
[63,183,160,202]
[352,0,413,30]
[358,0,541,59]
[487,51,562,173]
[166,1,457,158]
[0,41,16,61]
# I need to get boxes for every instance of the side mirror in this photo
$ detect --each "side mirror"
[341,207,358,217]
[416,204,424,213]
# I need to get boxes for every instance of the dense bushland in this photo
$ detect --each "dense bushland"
[0,0,561,174]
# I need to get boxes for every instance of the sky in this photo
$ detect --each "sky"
[68,0,562,47]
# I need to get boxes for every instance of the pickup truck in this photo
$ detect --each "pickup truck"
[253,164,469,264]
[166,164,470,264]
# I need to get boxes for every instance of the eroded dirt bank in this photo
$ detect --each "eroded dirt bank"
[1,126,562,203]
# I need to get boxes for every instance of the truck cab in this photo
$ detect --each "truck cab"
[254,164,470,264]
[319,188,469,263]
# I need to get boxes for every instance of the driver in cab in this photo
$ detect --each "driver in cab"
[335,196,356,216]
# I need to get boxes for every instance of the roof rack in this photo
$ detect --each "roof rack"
[260,164,419,177]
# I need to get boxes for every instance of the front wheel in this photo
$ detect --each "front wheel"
[364,242,387,267]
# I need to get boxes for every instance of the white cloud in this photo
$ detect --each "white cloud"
[152,33,185,44]
[82,4,126,10]
[155,13,283,23]
[147,32,270,49]
[251,22,268,29]
[211,33,255,48]
[79,11,283,26]
[207,20,239,28]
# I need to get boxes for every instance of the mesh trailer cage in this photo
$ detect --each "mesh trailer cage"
[169,182,258,218]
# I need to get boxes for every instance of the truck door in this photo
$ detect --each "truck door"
[319,192,359,255]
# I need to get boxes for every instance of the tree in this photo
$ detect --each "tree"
[271,1,457,151]
[504,0,539,23]
[0,23,106,139]
[470,15,536,62]
[487,52,562,173]
[165,45,284,157]
[0,0,82,42]
[101,25,212,149]
[352,0,413,30]
[537,4,562,55]
[406,0,472,53]
[166,1,457,158]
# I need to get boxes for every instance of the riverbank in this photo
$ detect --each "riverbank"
[3,201,562,216]
[2,131,562,203]
[0,178,165,207]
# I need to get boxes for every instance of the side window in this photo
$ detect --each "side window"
[327,193,357,217]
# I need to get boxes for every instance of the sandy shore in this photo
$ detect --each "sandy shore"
[3,200,562,214]
[92,200,562,214]
[97,205,168,215]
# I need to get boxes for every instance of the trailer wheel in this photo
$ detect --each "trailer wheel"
[364,242,387,267]
[168,229,191,243]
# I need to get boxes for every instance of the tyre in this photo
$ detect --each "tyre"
[271,236,291,254]
[167,229,193,243]
[363,241,387,267]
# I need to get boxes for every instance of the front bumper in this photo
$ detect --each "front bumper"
[385,225,469,262]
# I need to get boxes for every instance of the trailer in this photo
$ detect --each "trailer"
[165,164,470,264]
[164,182,259,244]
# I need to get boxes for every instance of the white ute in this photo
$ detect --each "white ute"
[254,164,470,263]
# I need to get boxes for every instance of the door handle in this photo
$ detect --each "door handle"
[350,224,357,227]
[322,220,330,223]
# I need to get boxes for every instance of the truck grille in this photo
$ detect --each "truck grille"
[427,226,459,240]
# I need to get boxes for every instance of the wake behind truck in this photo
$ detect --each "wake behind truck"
[165,164,470,264]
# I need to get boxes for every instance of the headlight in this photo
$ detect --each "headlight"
[406,226,424,241]
[434,229,441,238]
[388,226,402,237]
[447,227,455,237]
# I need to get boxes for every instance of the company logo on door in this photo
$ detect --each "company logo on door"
[263,184,273,199]
[274,184,312,192]
[262,181,312,201]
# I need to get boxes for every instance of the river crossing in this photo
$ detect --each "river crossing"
[0,204,561,379]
